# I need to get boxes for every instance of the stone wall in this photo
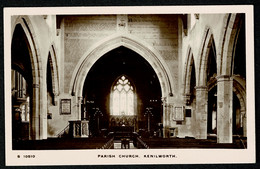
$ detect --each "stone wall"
[63,15,117,93]
[127,15,179,92]
[54,14,182,138]
[62,15,179,94]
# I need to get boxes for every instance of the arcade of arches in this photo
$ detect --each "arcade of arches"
[11,14,247,149]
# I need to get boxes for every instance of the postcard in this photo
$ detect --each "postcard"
[4,5,255,166]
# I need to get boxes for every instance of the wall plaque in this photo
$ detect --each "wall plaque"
[60,99,71,114]
[173,106,184,121]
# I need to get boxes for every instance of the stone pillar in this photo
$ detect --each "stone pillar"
[241,110,247,137]
[161,97,167,138]
[78,96,83,120]
[41,112,48,140]
[217,75,233,143]
[195,86,208,139]
[163,106,168,138]
[40,91,48,140]
[53,93,58,106]
[30,83,40,140]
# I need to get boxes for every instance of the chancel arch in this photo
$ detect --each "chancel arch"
[70,33,174,100]
[81,46,162,137]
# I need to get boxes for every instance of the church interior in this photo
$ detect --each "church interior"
[10,13,247,149]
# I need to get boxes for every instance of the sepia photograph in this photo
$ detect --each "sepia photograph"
[4,5,255,165]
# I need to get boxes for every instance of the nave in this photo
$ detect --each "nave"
[10,13,247,150]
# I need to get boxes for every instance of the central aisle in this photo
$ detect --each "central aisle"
[113,140,137,149]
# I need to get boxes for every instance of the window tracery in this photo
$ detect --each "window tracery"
[111,76,134,116]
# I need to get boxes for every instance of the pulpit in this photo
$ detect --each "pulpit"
[69,120,89,138]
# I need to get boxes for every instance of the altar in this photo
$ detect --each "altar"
[113,126,134,139]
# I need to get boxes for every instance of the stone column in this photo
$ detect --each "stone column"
[41,111,48,140]
[217,75,233,143]
[163,105,169,138]
[30,83,40,140]
[161,97,167,138]
[40,90,47,140]
[53,93,59,106]
[78,96,83,120]
[195,86,208,139]
[241,110,247,137]
[164,104,173,138]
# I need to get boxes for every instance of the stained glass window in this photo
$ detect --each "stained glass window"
[111,76,134,116]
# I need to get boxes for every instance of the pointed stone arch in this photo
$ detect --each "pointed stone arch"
[216,14,246,143]
[207,76,246,115]
[219,14,243,76]
[70,33,175,99]
[12,16,45,140]
[183,46,197,95]
[198,27,217,86]
[47,44,60,105]
[183,46,197,105]
[195,27,217,139]
[217,13,246,115]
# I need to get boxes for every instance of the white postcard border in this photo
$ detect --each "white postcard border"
[4,5,255,166]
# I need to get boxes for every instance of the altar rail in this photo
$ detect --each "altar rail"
[136,137,149,149]
[100,137,114,149]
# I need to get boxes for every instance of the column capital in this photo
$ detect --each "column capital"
[241,111,246,117]
[161,97,167,103]
[78,96,83,105]
[195,85,207,91]
[182,93,191,97]
[32,84,39,88]
[78,96,83,100]
[54,92,59,96]
[182,93,192,105]
[216,75,232,82]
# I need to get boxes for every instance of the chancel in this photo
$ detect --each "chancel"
[11,13,247,149]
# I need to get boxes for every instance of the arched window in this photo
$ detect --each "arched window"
[111,76,134,116]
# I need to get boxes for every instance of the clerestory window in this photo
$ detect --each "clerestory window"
[111,75,134,116]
